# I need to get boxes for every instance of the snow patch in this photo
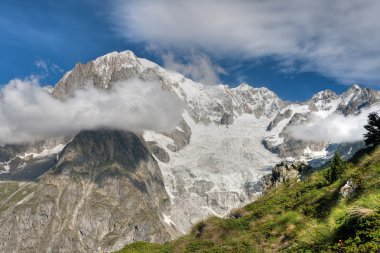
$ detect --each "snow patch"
[176,126,184,132]
[18,144,66,159]
[163,213,175,226]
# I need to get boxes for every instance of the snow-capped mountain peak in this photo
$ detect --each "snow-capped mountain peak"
[310,89,338,103]
[233,82,252,91]
[338,84,380,115]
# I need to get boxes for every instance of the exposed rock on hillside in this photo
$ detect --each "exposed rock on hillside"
[340,180,357,198]
[0,130,177,253]
[260,161,311,193]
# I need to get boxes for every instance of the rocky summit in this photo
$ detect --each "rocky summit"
[1,51,380,252]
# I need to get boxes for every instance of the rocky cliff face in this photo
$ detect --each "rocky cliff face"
[0,130,177,252]
[260,161,311,193]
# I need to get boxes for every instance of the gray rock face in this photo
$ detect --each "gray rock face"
[164,119,192,152]
[53,51,142,99]
[338,85,380,115]
[230,83,285,118]
[0,130,177,253]
[220,113,234,126]
[260,161,311,193]
[267,108,293,131]
[309,89,338,105]
[340,180,356,198]
[147,142,170,163]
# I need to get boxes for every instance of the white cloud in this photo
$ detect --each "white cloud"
[110,0,380,85]
[289,109,379,143]
[0,77,183,145]
[162,51,226,85]
[50,64,64,75]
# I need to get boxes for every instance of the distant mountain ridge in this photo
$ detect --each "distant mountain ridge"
[0,50,379,252]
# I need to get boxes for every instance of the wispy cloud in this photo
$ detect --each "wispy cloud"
[110,0,380,85]
[0,77,183,145]
[34,58,64,78]
[162,51,226,85]
[34,59,48,74]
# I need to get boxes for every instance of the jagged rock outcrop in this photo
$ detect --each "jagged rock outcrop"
[340,180,357,198]
[267,108,293,131]
[337,85,380,115]
[230,83,285,118]
[0,130,177,253]
[147,142,170,163]
[53,51,142,98]
[260,161,311,193]
[308,89,339,109]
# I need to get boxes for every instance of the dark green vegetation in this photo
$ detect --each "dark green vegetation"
[326,151,346,183]
[117,147,380,252]
[364,112,380,147]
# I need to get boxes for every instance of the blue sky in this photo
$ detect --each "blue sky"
[1,0,379,101]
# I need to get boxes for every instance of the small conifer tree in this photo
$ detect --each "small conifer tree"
[364,112,380,147]
[327,151,345,183]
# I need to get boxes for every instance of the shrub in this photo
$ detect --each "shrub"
[327,151,346,183]
[331,208,380,252]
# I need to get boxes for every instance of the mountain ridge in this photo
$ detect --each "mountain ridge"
[0,50,379,252]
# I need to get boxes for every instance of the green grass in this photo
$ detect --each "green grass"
[0,181,21,200]
[116,241,173,253]
[117,146,380,253]
[0,181,37,214]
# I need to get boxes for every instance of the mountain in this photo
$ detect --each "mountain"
[0,50,379,252]
[51,51,284,234]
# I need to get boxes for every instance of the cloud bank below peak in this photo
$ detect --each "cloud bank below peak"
[0,77,183,145]
[110,0,380,86]
[288,107,380,143]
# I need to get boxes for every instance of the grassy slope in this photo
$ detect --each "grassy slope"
[117,147,380,253]
[0,181,37,214]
